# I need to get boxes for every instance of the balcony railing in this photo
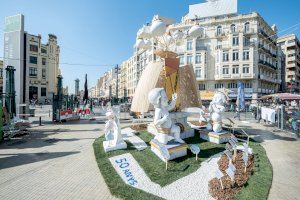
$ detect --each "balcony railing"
[215,45,222,50]
[244,28,255,34]
[244,41,256,47]
[230,29,238,34]
[259,60,277,70]
[258,44,278,58]
[259,74,279,83]
[215,32,226,37]
[196,46,207,51]
[259,29,277,46]
[215,44,230,50]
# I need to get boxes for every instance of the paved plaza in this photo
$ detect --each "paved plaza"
[0,107,117,200]
[0,108,299,200]
[228,115,300,200]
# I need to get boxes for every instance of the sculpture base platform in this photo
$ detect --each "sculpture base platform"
[150,139,188,162]
[147,123,194,139]
[103,141,127,153]
[200,130,232,144]
[147,112,195,139]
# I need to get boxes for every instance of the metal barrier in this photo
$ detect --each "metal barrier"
[255,105,299,135]
[225,117,250,145]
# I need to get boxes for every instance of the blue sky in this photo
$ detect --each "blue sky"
[0,0,300,93]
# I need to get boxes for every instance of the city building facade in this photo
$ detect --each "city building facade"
[101,68,117,98]
[96,77,104,97]
[3,14,60,117]
[26,33,60,103]
[89,86,96,98]
[122,57,135,97]
[277,34,300,93]
[127,12,283,100]
[96,2,291,101]
[177,12,282,100]
[0,60,3,94]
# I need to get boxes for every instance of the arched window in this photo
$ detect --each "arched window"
[230,24,236,33]
[216,26,222,36]
[244,22,250,33]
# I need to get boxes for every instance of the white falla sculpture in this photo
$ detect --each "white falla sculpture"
[198,106,208,126]
[208,91,227,133]
[148,88,185,145]
[103,109,127,152]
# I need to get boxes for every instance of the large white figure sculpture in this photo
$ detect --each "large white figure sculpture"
[103,108,127,152]
[148,88,185,145]
[208,91,227,133]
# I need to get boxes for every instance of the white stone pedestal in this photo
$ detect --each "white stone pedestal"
[103,141,127,153]
[200,130,232,144]
[147,112,195,139]
[150,139,188,162]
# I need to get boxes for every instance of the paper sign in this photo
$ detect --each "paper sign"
[229,140,237,148]
[153,139,170,160]
[225,143,233,151]
[229,138,237,145]
[160,146,170,160]
[243,143,249,155]
[228,163,236,172]
[190,145,200,155]
[248,148,253,155]
[215,169,224,179]
[242,152,248,164]
[226,167,235,180]
[231,136,238,143]
[224,150,232,160]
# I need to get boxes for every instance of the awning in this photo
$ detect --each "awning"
[260,93,300,101]
[199,90,215,101]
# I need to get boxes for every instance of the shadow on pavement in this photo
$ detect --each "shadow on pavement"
[0,151,80,170]
[0,128,98,150]
[241,128,298,143]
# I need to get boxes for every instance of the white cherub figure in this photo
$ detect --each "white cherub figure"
[104,108,123,147]
[148,88,185,145]
[199,105,208,126]
[208,91,227,133]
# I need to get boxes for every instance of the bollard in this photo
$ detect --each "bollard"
[49,110,51,117]
[39,116,42,126]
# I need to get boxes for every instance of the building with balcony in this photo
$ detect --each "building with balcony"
[98,1,284,101]
[118,59,131,99]
[0,60,3,94]
[129,11,282,100]
[175,12,282,100]
[277,34,300,93]
[89,86,96,98]
[95,77,103,98]
[26,33,60,103]
[100,68,118,98]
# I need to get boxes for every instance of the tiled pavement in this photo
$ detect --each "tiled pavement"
[0,114,117,200]
[220,113,300,200]
[1,109,299,200]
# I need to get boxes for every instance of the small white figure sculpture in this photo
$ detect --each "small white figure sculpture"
[148,88,185,145]
[208,91,227,133]
[103,108,127,152]
[104,111,116,144]
[199,106,208,126]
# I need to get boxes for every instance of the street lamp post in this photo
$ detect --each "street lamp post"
[5,66,16,119]
[75,78,79,96]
